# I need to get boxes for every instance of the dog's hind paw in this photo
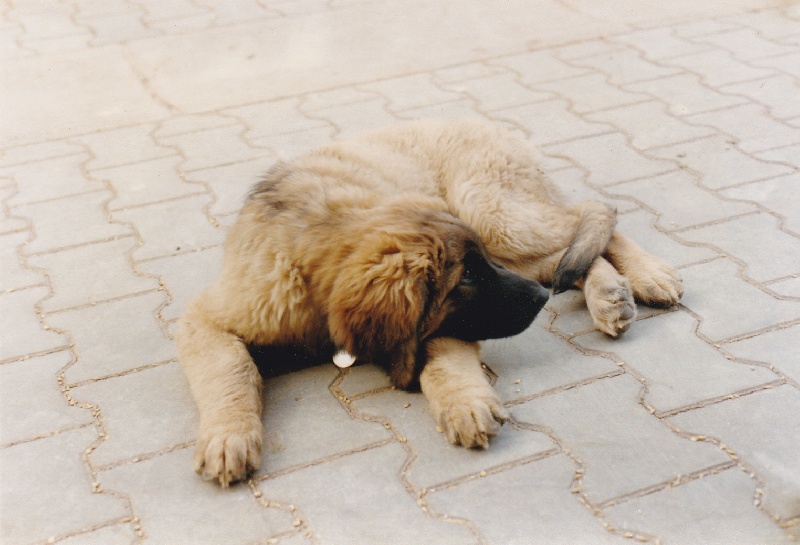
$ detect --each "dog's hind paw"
[629,259,683,308]
[433,393,509,449]
[194,418,263,487]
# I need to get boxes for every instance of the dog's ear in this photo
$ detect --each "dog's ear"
[328,231,443,388]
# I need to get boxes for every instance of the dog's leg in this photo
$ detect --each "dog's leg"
[419,338,508,448]
[604,232,683,307]
[177,302,263,487]
[576,256,637,336]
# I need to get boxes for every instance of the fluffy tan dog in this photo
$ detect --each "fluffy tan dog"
[177,120,682,486]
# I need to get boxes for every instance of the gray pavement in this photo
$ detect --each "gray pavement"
[1,1,800,544]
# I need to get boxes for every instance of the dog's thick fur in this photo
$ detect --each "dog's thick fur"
[177,120,682,486]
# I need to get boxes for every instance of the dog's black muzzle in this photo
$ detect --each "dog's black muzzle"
[434,261,549,342]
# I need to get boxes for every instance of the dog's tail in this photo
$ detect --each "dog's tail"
[552,202,617,294]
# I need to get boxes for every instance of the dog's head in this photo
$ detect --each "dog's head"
[327,206,549,388]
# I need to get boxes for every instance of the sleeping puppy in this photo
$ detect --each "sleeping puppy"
[177,120,682,486]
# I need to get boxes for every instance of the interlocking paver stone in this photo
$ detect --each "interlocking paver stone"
[158,123,272,172]
[610,27,710,60]
[482,320,620,402]
[492,99,611,145]
[48,291,175,383]
[604,469,793,544]
[360,74,463,112]
[0,140,84,167]
[0,427,127,544]
[723,75,800,120]
[571,311,781,413]
[569,48,681,85]
[512,374,729,504]
[56,524,136,545]
[586,101,717,150]
[694,27,798,60]
[1,47,171,146]
[28,238,159,312]
[545,132,676,187]
[395,99,485,122]
[0,231,43,291]
[137,245,224,322]
[258,443,479,545]
[111,194,225,261]
[650,135,794,189]
[0,186,29,235]
[1,286,67,361]
[676,212,800,282]
[679,258,800,341]
[614,207,718,266]
[437,72,553,112]
[303,97,400,141]
[1,153,98,204]
[720,172,800,235]
[100,156,205,210]
[427,454,630,545]
[540,168,639,214]
[188,156,277,216]
[533,73,648,114]
[2,2,799,544]
[0,350,89,446]
[669,386,800,523]
[756,141,800,168]
[224,98,331,142]
[491,50,590,85]
[72,362,196,466]
[625,73,749,116]
[660,49,777,87]
[687,104,800,153]
[724,323,800,385]
[74,124,174,171]
[154,113,239,139]
[751,50,800,78]
[259,365,391,474]
[101,448,294,545]
[14,191,131,255]
[607,170,757,230]
[765,276,800,298]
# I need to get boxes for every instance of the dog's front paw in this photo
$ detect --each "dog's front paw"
[629,259,683,307]
[194,418,263,487]
[432,393,509,449]
[586,280,637,337]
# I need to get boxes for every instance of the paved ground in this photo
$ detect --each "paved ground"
[2,1,800,544]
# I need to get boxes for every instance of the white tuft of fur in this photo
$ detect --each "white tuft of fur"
[333,349,356,368]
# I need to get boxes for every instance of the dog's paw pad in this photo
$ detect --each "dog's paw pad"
[588,282,637,337]
[194,422,263,487]
[437,395,508,449]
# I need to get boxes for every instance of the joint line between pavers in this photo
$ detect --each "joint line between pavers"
[0,421,96,450]
[424,447,562,495]
[595,460,738,510]
[22,234,137,258]
[657,379,788,419]
[106,190,211,212]
[66,358,176,389]
[254,438,395,483]
[94,440,194,473]
[41,287,163,316]
[134,242,224,264]
[505,370,625,407]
